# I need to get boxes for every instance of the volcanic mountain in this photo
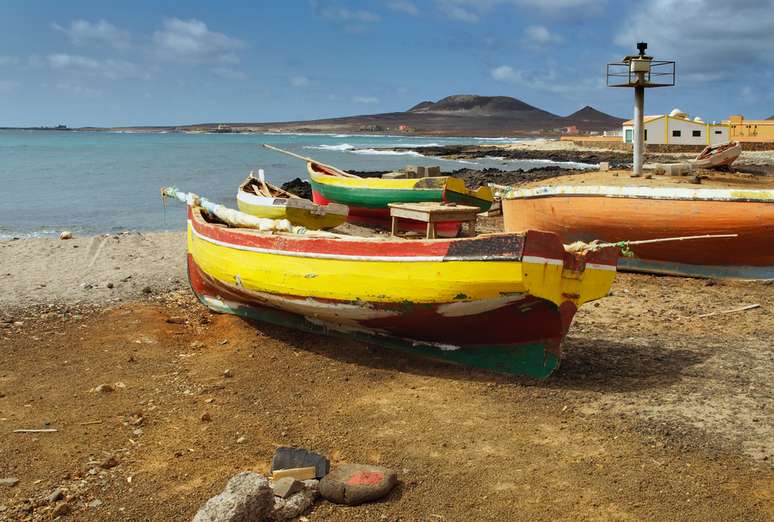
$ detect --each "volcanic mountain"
[175,95,625,136]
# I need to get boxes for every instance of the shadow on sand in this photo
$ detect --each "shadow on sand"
[242,319,708,393]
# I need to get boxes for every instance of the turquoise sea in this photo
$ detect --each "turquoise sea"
[0,130,593,239]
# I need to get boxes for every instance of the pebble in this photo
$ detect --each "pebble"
[236,436,246,444]
[106,282,114,289]
[272,477,303,499]
[100,456,119,469]
[166,316,186,324]
[92,383,114,393]
[47,488,64,503]
[223,369,234,378]
[192,472,273,522]
[320,464,397,506]
[271,488,316,520]
[0,478,19,487]
[201,412,212,422]
[88,499,102,508]
[142,286,152,295]
[59,231,73,240]
[51,503,70,517]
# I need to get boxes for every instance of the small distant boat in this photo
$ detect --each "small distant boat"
[692,141,741,169]
[502,183,774,280]
[162,186,620,379]
[237,170,348,230]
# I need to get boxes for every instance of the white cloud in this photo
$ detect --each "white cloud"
[47,54,145,80]
[615,0,774,79]
[290,75,310,87]
[387,0,420,15]
[312,1,380,32]
[0,80,20,93]
[56,82,102,97]
[490,64,601,96]
[0,56,19,66]
[52,19,130,49]
[353,96,379,104]
[152,18,246,64]
[211,67,247,80]
[436,0,605,22]
[524,25,561,45]
[48,54,100,70]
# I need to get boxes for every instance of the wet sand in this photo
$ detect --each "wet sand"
[1,226,772,521]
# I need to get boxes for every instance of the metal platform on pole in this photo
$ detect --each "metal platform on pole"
[608,43,675,177]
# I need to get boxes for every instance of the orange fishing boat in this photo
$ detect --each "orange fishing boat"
[501,172,774,280]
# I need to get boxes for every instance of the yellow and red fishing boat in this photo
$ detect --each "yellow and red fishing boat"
[237,170,348,230]
[502,171,774,280]
[162,187,619,379]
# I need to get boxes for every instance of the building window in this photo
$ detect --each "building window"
[715,130,723,135]
[692,130,701,137]
[672,130,682,137]
[644,129,648,141]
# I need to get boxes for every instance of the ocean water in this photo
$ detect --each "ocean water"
[0,130,593,238]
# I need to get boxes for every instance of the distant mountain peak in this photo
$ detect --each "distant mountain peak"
[564,105,625,129]
[407,94,551,116]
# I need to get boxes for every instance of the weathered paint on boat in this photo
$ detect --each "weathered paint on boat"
[502,184,774,280]
[184,205,619,378]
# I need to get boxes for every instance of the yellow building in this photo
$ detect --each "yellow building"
[726,115,774,142]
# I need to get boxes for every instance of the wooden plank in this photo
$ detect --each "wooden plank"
[272,466,316,481]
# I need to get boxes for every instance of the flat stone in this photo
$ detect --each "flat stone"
[271,447,330,479]
[192,472,273,522]
[0,478,19,487]
[272,477,303,499]
[319,464,397,506]
[271,488,316,521]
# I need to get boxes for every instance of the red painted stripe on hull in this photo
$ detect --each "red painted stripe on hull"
[188,254,569,357]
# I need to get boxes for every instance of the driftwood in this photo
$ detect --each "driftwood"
[14,428,58,433]
[698,304,760,318]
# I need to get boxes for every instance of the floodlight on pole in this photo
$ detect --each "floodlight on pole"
[607,43,675,177]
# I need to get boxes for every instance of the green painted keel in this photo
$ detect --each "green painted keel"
[193,292,560,380]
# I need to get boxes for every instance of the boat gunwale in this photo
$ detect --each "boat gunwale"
[503,184,774,203]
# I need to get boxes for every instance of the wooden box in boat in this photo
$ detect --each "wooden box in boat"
[184,203,618,379]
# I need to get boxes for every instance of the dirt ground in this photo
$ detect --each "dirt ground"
[1,230,772,521]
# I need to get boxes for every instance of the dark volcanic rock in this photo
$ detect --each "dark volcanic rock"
[280,178,311,199]
[271,447,330,479]
[405,144,631,166]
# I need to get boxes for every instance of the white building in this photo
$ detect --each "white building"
[623,109,729,145]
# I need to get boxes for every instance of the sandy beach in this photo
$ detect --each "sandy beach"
[1,224,772,521]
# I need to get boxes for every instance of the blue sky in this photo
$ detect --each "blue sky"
[1,0,772,127]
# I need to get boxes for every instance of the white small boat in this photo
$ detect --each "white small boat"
[237,170,348,230]
[692,141,741,169]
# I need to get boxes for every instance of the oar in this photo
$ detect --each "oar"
[262,144,360,178]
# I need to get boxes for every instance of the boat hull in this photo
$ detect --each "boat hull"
[184,207,618,378]
[502,187,774,279]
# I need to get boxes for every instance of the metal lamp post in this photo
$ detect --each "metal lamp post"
[608,43,675,177]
